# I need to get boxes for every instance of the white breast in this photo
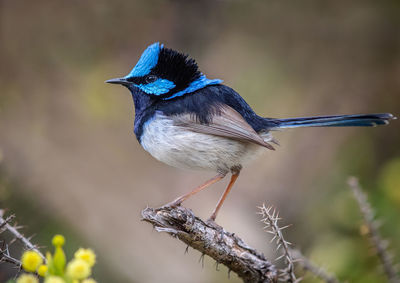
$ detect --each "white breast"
[140,112,272,173]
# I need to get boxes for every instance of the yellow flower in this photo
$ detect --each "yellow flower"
[16,274,38,283]
[52,234,65,247]
[82,279,97,283]
[44,276,66,283]
[21,250,43,272]
[66,258,91,279]
[74,248,96,267]
[37,264,48,277]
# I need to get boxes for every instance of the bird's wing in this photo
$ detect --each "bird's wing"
[171,105,275,150]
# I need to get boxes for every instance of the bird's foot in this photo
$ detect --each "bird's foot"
[206,218,225,242]
[160,197,183,210]
[206,217,223,230]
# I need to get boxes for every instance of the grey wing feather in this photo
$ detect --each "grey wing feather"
[172,105,275,150]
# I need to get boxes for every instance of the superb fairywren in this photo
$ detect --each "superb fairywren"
[106,43,394,222]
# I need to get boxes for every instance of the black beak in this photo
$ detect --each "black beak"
[105,77,130,86]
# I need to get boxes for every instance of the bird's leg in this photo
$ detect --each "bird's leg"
[163,173,226,208]
[208,171,240,222]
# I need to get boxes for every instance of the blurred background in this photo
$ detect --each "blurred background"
[0,0,399,282]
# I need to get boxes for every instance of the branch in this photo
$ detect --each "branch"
[0,242,22,267]
[141,206,278,283]
[259,204,298,282]
[0,209,45,267]
[348,177,399,283]
[290,249,340,283]
[259,205,342,283]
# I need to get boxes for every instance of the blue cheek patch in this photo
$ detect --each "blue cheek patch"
[137,78,176,95]
[165,75,222,100]
[127,42,163,77]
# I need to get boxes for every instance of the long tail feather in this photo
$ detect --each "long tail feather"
[273,113,395,129]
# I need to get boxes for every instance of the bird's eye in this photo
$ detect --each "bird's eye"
[145,75,158,83]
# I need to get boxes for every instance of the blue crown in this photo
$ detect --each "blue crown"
[126,42,163,78]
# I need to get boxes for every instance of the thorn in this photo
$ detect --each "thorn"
[279,224,292,230]
[9,238,17,246]
[215,261,219,271]
[199,253,205,268]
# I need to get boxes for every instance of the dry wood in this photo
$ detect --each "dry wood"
[142,206,278,283]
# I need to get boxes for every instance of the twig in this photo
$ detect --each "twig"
[259,204,298,283]
[141,206,278,283]
[0,209,45,262]
[0,242,22,267]
[348,177,400,283]
[290,248,340,283]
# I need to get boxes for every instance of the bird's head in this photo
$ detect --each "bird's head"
[106,43,222,100]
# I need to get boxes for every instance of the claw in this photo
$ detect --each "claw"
[161,198,183,209]
[206,218,225,242]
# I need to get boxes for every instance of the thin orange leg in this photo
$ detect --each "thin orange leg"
[209,171,240,222]
[165,173,226,207]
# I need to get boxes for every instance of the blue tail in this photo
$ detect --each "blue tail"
[273,113,394,129]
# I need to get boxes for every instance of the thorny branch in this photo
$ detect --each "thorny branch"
[259,204,343,283]
[348,177,400,283]
[290,249,340,283]
[142,206,278,283]
[0,209,45,270]
[258,204,298,283]
[0,242,22,267]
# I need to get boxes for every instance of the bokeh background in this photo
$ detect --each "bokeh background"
[0,0,399,282]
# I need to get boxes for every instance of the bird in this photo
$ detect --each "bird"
[106,42,395,222]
